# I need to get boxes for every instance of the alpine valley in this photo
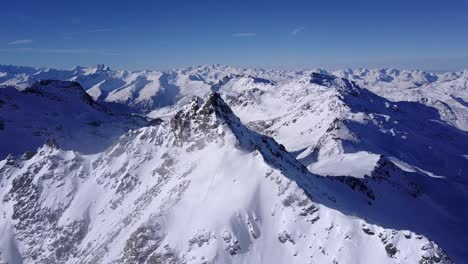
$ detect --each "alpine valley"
[0,64,467,264]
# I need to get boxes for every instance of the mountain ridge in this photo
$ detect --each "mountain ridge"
[0,91,455,263]
[0,64,467,263]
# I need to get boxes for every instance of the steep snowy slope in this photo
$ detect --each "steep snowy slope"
[334,68,468,131]
[220,72,468,183]
[214,73,468,261]
[0,80,149,159]
[0,93,454,264]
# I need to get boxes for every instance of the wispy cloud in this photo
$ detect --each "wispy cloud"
[291,27,305,35]
[8,39,33,45]
[232,32,256,37]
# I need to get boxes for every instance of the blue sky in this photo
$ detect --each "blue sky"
[1,0,467,71]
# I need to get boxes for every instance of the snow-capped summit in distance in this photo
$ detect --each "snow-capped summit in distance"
[0,64,467,264]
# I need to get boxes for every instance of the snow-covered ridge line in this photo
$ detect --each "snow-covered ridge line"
[0,79,151,159]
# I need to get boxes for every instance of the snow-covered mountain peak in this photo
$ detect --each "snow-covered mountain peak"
[168,92,251,149]
[0,80,150,159]
[309,72,360,96]
[85,64,112,75]
[26,80,96,106]
[1,84,456,263]
[0,65,467,263]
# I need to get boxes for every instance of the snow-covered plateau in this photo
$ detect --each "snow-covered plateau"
[0,64,467,264]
